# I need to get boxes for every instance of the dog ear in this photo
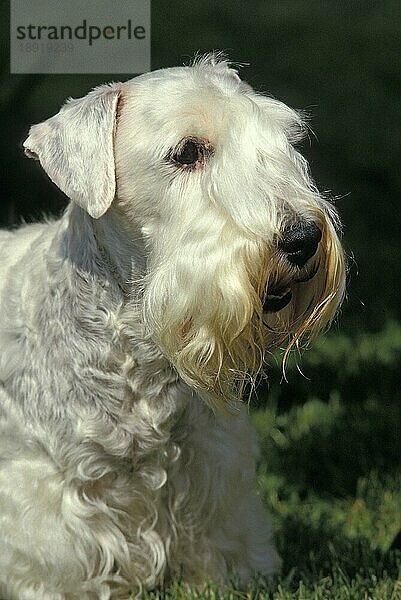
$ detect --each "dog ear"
[23,83,122,219]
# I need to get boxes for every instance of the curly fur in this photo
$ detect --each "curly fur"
[0,54,345,599]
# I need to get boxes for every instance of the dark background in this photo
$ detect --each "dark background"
[2,1,400,335]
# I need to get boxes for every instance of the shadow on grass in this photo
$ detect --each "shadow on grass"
[254,393,401,497]
[277,514,401,584]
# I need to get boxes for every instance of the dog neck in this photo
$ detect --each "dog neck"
[63,203,147,297]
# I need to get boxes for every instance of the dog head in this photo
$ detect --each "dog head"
[24,54,346,410]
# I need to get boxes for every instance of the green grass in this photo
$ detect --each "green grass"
[138,321,401,599]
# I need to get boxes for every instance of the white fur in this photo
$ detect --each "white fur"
[0,55,345,599]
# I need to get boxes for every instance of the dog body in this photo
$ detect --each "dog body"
[0,56,345,598]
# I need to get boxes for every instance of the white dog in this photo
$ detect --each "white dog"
[0,55,345,599]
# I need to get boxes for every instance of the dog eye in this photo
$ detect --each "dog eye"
[171,139,201,166]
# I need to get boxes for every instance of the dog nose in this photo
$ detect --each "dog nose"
[279,222,322,267]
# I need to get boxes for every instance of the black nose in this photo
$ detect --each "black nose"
[279,222,322,267]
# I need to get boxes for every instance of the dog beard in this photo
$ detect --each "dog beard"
[142,209,345,411]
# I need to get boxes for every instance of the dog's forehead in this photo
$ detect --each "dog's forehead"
[120,65,255,143]
[127,63,245,94]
